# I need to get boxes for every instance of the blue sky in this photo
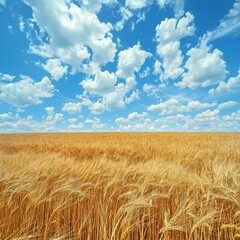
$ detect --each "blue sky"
[0,0,240,132]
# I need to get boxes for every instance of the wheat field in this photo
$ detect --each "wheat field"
[0,133,240,239]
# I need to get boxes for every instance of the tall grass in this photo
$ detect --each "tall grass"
[0,132,239,239]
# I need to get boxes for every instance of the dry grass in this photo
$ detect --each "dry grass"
[0,132,240,239]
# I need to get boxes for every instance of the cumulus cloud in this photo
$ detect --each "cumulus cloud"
[125,90,140,104]
[85,117,106,129]
[115,112,154,131]
[125,0,147,9]
[0,76,54,107]
[148,98,217,115]
[209,69,240,94]
[153,60,163,75]
[115,7,133,31]
[196,109,220,120]
[42,59,68,81]
[155,113,190,124]
[0,113,64,133]
[24,0,116,70]
[115,109,240,132]
[222,110,240,122]
[143,83,165,98]
[79,76,137,114]
[82,0,117,13]
[82,0,102,13]
[174,0,185,19]
[116,43,152,78]
[91,38,117,64]
[88,101,106,115]
[68,122,84,130]
[211,0,240,40]
[68,118,78,123]
[156,12,195,81]
[81,70,117,95]
[115,112,148,124]
[176,36,228,89]
[30,43,54,58]
[139,67,150,78]
[45,106,54,116]
[0,112,12,121]
[183,109,221,131]
[62,102,82,115]
[217,101,238,110]
[0,73,15,81]
[157,0,185,18]
[103,91,125,111]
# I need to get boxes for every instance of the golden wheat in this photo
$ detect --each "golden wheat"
[0,132,240,239]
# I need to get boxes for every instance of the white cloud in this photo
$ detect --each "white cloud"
[115,112,155,132]
[211,0,240,40]
[209,69,240,94]
[29,43,54,58]
[102,0,117,4]
[157,0,173,8]
[155,113,190,124]
[125,89,140,104]
[116,43,152,78]
[57,45,91,74]
[116,116,155,132]
[45,106,54,115]
[0,112,12,121]
[62,102,82,115]
[137,11,146,24]
[217,101,238,110]
[0,113,64,133]
[0,76,54,107]
[19,16,25,32]
[153,60,163,75]
[115,7,133,31]
[89,101,106,114]
[183,109,221,131]
[148,98,217,115]
[174,0,184,18]
[196,109,220,119]
[143,83,165,98]
[115,109,240,132]
[68,118,78,123]
[139,67,150,78]
[82,0,102,13]
[68,122,84,130]
[80,76,137,114]
[0,73,15,81]
[42,59,68,81]
[24,0,116,70]
[16,108,25,113]
[125,0,147,9]
[85,117,106,129]
[115,112,148,124]
[103,91,125,111]
[91,37,117,64]
[222,110,240,122]
[130,11,146,31]
[156,12,195,81]
[157,0,184,18]
[82,0,117,13]
[0,0,5,6]
[103,76,136,111]
[176,36,228,89]
[81,70,117,95]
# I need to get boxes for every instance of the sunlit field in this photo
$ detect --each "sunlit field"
[0,133,240,239]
